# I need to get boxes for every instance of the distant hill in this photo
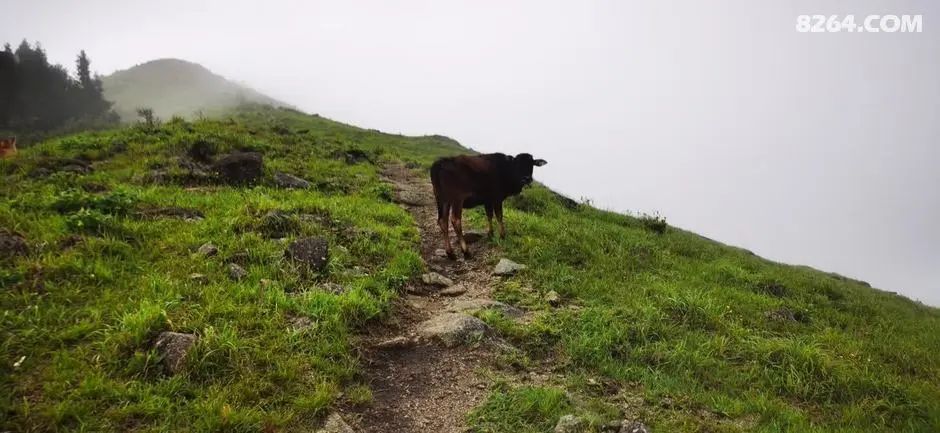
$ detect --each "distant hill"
[101,58,290,121]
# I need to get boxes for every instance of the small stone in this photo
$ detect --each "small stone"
[493,258,527,276]
[417,313,489,347]
[273,172,312,189]
[285,237,329,272]
[288,315,314,331]
[260,278,275,288]
[545,290,561,306]
[322,282,346,294]
[189,273,207,282]
[421,272,454,287]
[317,413,355,433]
[228,263,248,281]
[197,242,218,257]
[439,284,467,297]
[374,336,415,350]
[619,421,651,433]
[433,248,448,258]
[153,332,197,375]
[554,414,585,433]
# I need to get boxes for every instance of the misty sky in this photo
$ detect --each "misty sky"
[4,0,938,305]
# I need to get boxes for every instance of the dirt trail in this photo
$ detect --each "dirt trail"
[348,164,504,433]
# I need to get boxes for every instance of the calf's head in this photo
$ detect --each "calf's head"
[513,153,547,186]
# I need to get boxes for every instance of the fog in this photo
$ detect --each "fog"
[4,0,938,305]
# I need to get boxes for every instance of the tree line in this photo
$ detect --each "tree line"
[0,40,118,134]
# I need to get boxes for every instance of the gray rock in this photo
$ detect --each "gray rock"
[421,272,454,287]
[0,231,28,259]
[448,299,523,318]
[433,248,448,258]
[393,189,430,206]
[417,313,489,347]
[439,284,467,297]
[197,242,218,257]
[317,413,355,433]
[273,172,311,189]
[494,258,527,276]
[153,332,197,375]
[228,263,248,281]
[554,414,585,433]
[189,273,207,282]
[545,290,561,306]
[620,421,651,433]
[213,152,263,185]
[285,237,329,272]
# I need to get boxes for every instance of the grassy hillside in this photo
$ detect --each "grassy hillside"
[1,105,938,432]
[102,59,290,122]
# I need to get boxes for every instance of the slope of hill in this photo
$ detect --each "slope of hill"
[101,59,290,121]
[1,105,937,433]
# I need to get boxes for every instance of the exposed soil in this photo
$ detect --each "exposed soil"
[348,164,505,433]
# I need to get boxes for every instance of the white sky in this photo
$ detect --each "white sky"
[3,0,938,305]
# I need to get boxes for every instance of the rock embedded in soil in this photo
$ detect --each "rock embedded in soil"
[0,231,29,259]
[393,189,430,206]
[448,299,523,318]
[153,332,198,375]
[374,336,416,350]
[421,272,454,287]
[317,413,355,433]
[285,237,329,272]
[620,421,651,433]
[273,172,311,189]
[554,414,586,433]
[493,258,527,276]
[439,284,467,297]
[227,263,248,281]
[213,151,263,185]
[197,242,218,257]
[417,313,489,347]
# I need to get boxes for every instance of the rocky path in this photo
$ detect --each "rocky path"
[344,164,519,433]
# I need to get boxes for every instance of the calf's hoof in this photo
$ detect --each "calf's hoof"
[446,250,458,260]
[462,250,473,259]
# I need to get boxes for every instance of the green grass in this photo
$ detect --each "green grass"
[0,106,461,432]
[468,185,940,432]
[3,104,938,432]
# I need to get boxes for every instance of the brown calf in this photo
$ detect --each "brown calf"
[430,152,546,259]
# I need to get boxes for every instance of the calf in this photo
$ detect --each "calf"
[0,137,15,159]
[430,152,547,259]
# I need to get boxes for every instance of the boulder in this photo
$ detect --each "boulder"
[554,414,585,433]
[317,413,355,433]
[493,258,527,276]
[273,172,311,189]
[285,237,329,272]
[417,313,489,347]
[421,272,454,287]
[153,332,198,375]
[0,231,28,259]
[213,152,263,185]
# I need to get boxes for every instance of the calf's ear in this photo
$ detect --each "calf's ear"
[534,159,547,167]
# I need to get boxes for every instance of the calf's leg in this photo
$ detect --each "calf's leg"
[484,203,495,237]
[452,202,470,258]
[439,202,456,259]
[495,200,506,239]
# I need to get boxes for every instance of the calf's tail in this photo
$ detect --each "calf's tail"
[430,160,444,221]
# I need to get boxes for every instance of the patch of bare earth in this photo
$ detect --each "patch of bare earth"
[344,164,507,433]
